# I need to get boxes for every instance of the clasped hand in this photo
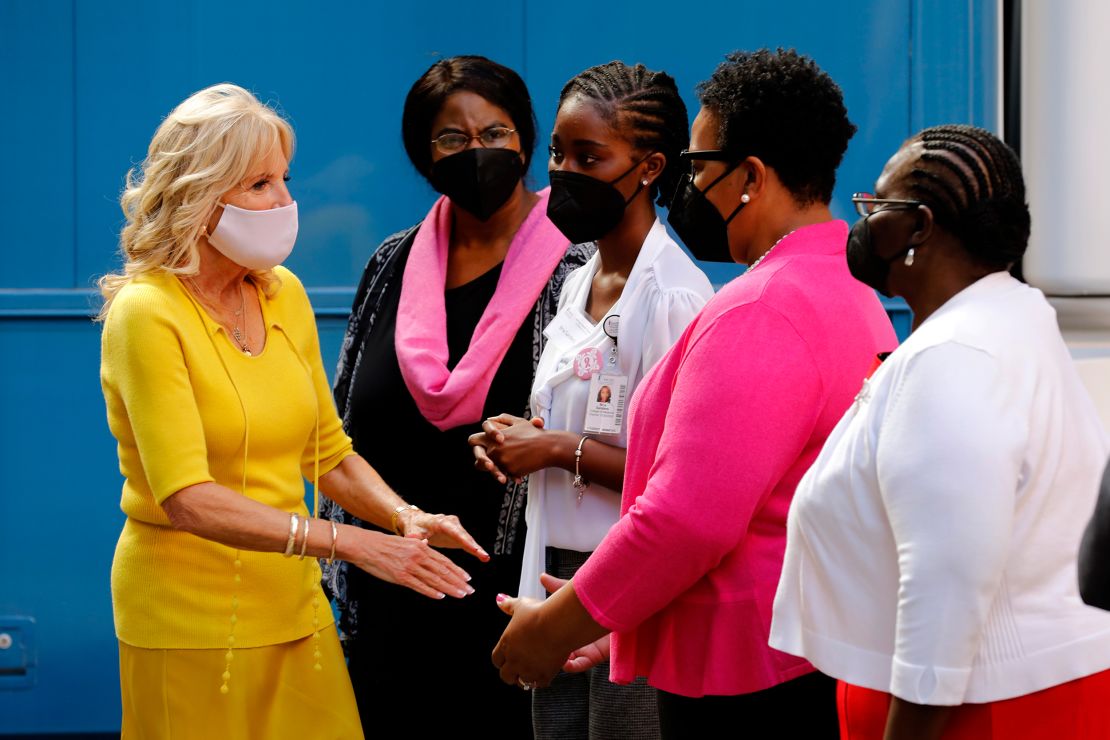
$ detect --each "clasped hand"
[491,574,611,690]
[468,413,550,484]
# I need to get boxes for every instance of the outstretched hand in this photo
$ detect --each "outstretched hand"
[346,528,475,600]
[400,509,490,562]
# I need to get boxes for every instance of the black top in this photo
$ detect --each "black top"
[345,260,534,547]
[318,221,593,738]
[338,251,538,738]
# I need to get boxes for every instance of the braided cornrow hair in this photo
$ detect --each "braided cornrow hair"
[907,124,1030,268]
[558,61,690,208]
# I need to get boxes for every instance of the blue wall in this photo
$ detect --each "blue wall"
[0,0,996,733]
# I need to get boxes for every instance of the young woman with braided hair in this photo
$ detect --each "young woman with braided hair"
[470,61,712,738]
[771,124,1110,739]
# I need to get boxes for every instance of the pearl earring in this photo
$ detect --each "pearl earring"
[642,179,649,186]
[740,194,751,203]
[904,248,915,267]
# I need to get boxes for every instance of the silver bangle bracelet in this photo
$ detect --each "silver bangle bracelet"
[573,434,591,504]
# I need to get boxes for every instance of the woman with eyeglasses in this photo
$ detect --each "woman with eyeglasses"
[469,61,712,739]
[319,55,591,737]
[491,49,895,739]
[770,125,1110,740]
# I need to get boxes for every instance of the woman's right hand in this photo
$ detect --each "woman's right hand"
[344,527,475,600]
[469,417,512,484]
[469,415,545,483]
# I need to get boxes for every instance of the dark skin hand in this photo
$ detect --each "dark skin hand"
[430,90,540,289]
[504,574,611,673]
[472,414,627,489]
[469,93,665,490]
[492,573,609,689]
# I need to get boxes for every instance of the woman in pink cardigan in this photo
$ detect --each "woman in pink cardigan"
[492,49,897,738]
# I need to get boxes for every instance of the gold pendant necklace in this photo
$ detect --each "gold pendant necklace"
[230,284,251,356]
[186,277,252,356]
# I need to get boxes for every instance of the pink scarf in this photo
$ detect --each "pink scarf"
[395,188,568,431]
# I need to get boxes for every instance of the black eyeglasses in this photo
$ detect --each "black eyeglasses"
[851,192,924,217]
[679,149,736,163]
[431,127,516,155]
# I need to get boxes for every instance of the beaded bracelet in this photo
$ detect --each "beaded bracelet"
[283,513,300,557]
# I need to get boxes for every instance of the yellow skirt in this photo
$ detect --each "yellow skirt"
[119,625,362,739]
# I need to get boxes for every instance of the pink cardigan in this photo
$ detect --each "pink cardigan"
[573,220,897,697]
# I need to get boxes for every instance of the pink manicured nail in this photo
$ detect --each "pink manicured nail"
[496,593,508,604]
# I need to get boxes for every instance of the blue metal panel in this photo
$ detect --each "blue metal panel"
[911,0,1000,133]
[0,0,75,289]
[0,0,994,733]
[0,319,122,734]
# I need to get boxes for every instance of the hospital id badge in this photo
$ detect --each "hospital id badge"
[584,372,628,435]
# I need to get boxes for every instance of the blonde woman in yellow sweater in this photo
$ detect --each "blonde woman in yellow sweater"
[98,84,488,739]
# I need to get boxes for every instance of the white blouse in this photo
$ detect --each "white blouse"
[518,220,713,600]
[770,271,1110,705]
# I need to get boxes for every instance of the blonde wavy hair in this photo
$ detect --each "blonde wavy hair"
[97,83,295,320]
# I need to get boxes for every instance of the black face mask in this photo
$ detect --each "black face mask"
[430,148,523,221]
[546,156,649,244]
[845,216,914,297]
[667,165,746,263]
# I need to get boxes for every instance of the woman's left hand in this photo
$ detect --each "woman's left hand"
[400,510,491,562]
[491,572,610,689]
[479,413,557,480]
[535,573,610,673]
[491,592,571,690]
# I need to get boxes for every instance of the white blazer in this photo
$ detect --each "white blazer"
[518,220,713,600]
[770,271,1110,705]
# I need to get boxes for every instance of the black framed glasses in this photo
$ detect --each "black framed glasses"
[679,149,735,163]
[431,127,516,155]
[851,192,924,217]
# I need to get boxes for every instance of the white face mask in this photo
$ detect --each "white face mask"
[207,201,298,270]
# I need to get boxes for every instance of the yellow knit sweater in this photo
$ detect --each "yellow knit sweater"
[100,266,353,649]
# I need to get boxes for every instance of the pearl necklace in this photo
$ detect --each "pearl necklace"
[746,228,799,273]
